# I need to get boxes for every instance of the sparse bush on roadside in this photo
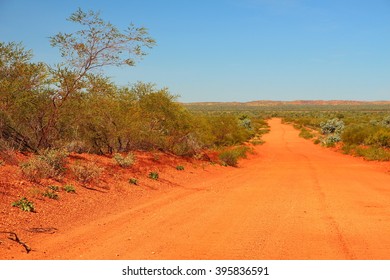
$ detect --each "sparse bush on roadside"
[341,124,374,146]
[313,138,321,145]
[148,171,159,180]
[219,150,239,167]
[71,161,102,185]
[48,185,60,191]
[320,118,344,135]
[355,146,390,161]
[113,152,135,167]
[218,146,251,167]
[12,197,35,212]
[365,129,390,148]
[63,184,76,193]
[42,190,59,200]
[20,149,68,181]
[323,135,341,147]
[299,128,314,139]
[20,158,52,182]
[129,178,138,185]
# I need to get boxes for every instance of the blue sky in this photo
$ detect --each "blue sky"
[1,0,389,102]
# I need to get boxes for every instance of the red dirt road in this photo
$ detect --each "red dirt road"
[11,118,390,259]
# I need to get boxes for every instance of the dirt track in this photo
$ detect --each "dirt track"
[22,118,390,259]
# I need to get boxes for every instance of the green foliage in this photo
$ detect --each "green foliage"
[113,152,135,167]
[341,124,375,146]
[63,184,76,193]
[48,185,60,191]
[42,190,59,200]
[299,128,314,139]
[218,145,251,167]
[20,149,68,181]
[148,171,159,180]
[71,161,102,184]
[355,146,390,161]
[365,129,390,148]
[176,165,185,170]
[129,178,138,185]
[323,135,341,147]
[320,118,344,135]
[12,197,35,212]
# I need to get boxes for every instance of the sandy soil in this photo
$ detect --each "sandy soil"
[1,118,390,260]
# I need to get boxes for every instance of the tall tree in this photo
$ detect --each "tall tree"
[38,8,156,148]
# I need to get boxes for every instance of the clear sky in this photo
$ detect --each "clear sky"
[1,0,389,102]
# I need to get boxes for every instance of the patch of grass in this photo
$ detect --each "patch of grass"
[148,171,159,180]
[113,152,135,168]
[12,197,35,212]
[42,190,59,200]
[176,165,184,171]
[63,184,76,193]
[129,178,138,185]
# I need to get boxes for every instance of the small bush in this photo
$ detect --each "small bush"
[299,128,314,139]
[365,129,390,148]
[12,197,35,212]
[20,149,68,181]
[341,125,375,146]
[48,185,59,191]
[148,171,159,180]
[71,161,102,185]
[176,165,185,171]
[218,146,251,167]
[129,178,138,185]
[63,184,76,193]
[320,118,344,135]
[113,152,135,168]
[219,150,239,167]
[323,135,341,147]
[42,190,59,200]
[355,146,390,161]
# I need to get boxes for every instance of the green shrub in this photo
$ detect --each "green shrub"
[12,197,35,212]
[148,171,159,180]
[129,178,138,185]
[299,128,314,139]
[176,165,184,170]
[71,161,102,184]
[355,146,390,161]
[20,149,68,181]
[323,135,341,147]
[48,185,60,191]
[219,150,239,167]
[320,118,344,135]
[42,190,59,200]
[63,184,76,193]
[113,152,135,167]
[365,129,390,148]
[341,125,375,146]
[218,145,251,167]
